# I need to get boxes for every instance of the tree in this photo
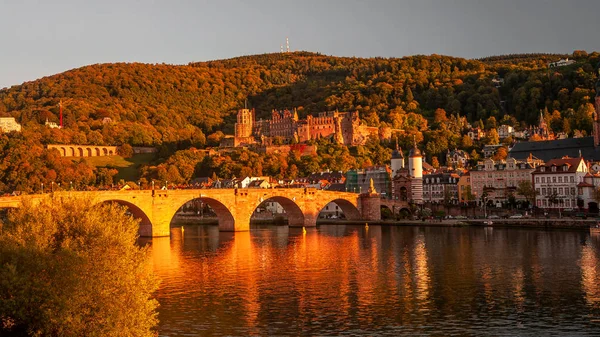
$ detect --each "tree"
[516,180,537,207]
[117,143,134,158]
[462,185,475,203]
[461,135,473,149]
[493,147,508,161]
[0,197,158,336]
[484,128,500,145]
[485,116,497,130]
[431,156,440,169]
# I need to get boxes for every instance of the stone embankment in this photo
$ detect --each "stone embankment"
[319,218,596,230]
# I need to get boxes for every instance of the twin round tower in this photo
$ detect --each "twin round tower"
[390,140,423,204]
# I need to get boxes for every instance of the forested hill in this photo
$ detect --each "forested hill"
[0,51,598,149]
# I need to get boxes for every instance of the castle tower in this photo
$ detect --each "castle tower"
[408,139,423,204]
[390,139,404,178]
[234,108,254,146]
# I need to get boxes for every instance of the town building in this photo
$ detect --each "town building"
[483,144,504,158]
[528,110,554,141]
[548,58,576,68]
[45,119,60,129]
[0,117,21,133]
[446,148,469,168]
[422,172,459,204]
[457,171,474,204]
[470,156,543,206]
[532,157,588,210]
[467,127,485,142]
[498,124,514,139]
[578,172,600,212]
[233,108,399,147]
[346,166,392,197]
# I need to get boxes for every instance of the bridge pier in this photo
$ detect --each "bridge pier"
[360,193,381,221]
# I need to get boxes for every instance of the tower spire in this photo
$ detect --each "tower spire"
[286,37,290,53]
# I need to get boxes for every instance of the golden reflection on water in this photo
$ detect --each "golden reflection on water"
[148,225,600,336]
[581,236,600,307]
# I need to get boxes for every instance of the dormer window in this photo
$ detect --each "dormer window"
[551,166,557,172]
[563,165,568,171]
[541,167,546,172]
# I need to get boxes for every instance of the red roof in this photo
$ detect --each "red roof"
[534,157,585,174]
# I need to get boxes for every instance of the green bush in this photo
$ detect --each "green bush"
[0,197,158,337]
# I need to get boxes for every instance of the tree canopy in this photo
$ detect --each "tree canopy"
[0,197,158,337]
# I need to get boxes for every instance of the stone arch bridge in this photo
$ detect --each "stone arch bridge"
[0,188,409,238]
[47,144,118,157]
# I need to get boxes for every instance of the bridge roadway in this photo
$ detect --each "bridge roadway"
[0,188,411,238]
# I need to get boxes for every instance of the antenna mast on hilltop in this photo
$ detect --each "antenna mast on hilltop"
[286,37,290,53]
[57,98,73,129]
[59,100,63,128]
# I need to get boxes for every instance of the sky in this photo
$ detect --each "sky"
[0,0,598,88]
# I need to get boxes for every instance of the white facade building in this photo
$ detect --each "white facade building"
[0,117,21,133]
[532,157,588,209]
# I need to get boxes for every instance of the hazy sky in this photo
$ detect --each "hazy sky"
[0,0,598,88]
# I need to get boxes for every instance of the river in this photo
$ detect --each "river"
[145,225,600,336]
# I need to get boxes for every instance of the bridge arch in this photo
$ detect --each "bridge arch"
[86,148,92,157]
[69,147,76,157]
[250,196,305,227]
[98,199,153,237]
[170,197,236,231]
[95,148,101,156]
[317,198,361,220]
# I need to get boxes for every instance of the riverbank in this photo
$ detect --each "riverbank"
[319,218,596,231]
[172,214,596,231]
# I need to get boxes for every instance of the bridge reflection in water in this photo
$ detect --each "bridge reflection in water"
[149,225,600,336]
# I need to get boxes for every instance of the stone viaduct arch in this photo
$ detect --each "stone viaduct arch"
[0,188,409,239]
[47,144,118,158]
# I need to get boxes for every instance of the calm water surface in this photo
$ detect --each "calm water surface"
[147,225,600,336]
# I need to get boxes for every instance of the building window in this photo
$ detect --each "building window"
[552,177,556,183]
[536,188,540,195]
[536,177,540,183]
[542,177,546,183]
[559,187,563,195]
[570,176,574,183]
[542,188,547,195]
[558,177,562,183]
[571,188,576,195]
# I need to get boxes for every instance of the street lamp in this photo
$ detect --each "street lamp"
[51,181,54,193]
[70,181,73,190]
[138,181,141,190]
[151,181,155,190]
[41,183,44,194]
